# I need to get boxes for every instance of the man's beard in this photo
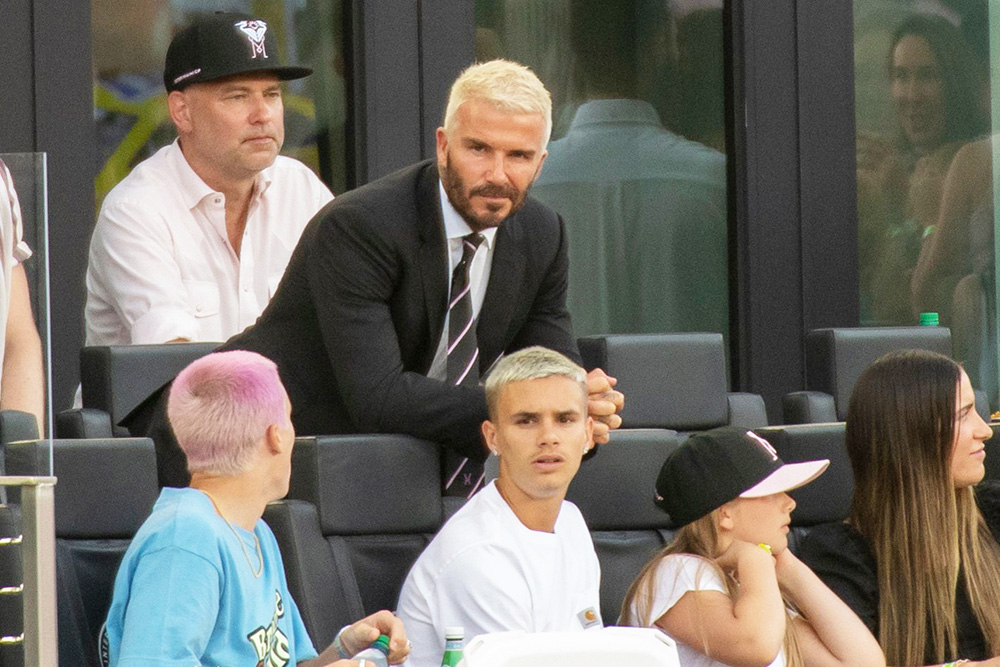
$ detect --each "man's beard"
[440,157,529,231]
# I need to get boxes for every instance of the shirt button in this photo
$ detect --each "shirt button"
[195,305,203,313]
[214,197,222,205]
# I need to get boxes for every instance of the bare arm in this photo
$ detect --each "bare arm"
[911,140,989,318]
[774,549,884,667]
[1,264,43,435]
[657,542,786,666]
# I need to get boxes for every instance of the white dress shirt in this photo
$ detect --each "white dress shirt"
[85,140,333,345]
[426,180,498,381]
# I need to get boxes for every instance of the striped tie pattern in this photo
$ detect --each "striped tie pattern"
[444,232,485,497]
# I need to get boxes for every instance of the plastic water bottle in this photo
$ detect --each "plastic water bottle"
[920,311,940,326]
[440,626,464,666]
[353,634,391,667]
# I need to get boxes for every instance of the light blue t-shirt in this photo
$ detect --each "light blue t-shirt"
[101,487,317,667]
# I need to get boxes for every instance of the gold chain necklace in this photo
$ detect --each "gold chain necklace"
[199,489,264,578]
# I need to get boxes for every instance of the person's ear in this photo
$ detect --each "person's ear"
[264,423,285,455]
[482,420,498,456]
[435,127,450,168]
[168,90,192,133]
[717,503,736,532]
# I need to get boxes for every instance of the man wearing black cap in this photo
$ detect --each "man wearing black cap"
[85,12,333,347]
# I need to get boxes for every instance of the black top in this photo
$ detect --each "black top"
[797,480,1000,663]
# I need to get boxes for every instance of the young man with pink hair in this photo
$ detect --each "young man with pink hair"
[101,350,409,666]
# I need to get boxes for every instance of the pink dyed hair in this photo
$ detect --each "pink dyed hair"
[167,350,289,475]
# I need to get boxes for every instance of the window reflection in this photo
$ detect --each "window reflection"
[855,2,995,404]
[477,0,730,340]
[91,0,347,208]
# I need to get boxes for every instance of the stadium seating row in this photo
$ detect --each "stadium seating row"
[1,421,862,665]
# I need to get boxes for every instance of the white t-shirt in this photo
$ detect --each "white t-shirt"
[396,482,602,667]
[627,553,785,667]
[86,140,333,345]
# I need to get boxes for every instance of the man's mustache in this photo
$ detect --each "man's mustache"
[470,184,518,199]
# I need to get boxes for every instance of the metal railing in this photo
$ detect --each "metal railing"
[0,476,57,667]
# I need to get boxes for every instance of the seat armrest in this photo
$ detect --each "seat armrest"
[727,392,768,428]
[0,410,39,445]
[55,408,115,439]
[783,391,837,424]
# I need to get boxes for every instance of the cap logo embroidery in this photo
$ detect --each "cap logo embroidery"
[746,431,778,461]
[235,20,269,59]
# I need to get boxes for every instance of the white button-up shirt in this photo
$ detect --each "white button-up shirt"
[85,140,333,345]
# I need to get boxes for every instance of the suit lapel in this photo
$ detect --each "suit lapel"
[416,164,448,370]
[478,214,526,372]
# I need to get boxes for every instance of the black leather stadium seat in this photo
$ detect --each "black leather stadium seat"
[5,438,158,667]
[751,423,852,551]
[579,333,768,431]
[566,429,680,624]
[57,343,219,438]
[784,326,952,424]
[269,434,444,648]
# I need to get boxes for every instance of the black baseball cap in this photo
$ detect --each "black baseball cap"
[654,426,829,527]
[164,12,312,92]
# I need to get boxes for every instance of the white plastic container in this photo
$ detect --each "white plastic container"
[458,627,680,667]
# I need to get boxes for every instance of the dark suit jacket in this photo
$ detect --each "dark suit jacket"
[226,159,579,460]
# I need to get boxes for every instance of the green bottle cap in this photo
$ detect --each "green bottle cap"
[919,312,940,326]
[371,634,391,655]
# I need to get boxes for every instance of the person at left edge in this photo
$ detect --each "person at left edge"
[100,350,410,666]
[85,12,333,347]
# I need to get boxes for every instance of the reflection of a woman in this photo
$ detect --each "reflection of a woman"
[858,15,985,325]
[912,138,994,401]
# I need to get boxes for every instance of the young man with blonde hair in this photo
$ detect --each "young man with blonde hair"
[102,350,409,666]
[396,346,603,666]
[134,58,623,495]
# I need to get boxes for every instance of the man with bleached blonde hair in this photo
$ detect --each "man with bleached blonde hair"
[131,59,624,495]
[396,347,603,667]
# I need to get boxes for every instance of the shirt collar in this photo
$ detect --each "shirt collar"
[168,138,272,209]
[567,99,662,131]
[437,179,498,249]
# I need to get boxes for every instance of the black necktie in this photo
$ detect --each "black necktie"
[444,232,485,497]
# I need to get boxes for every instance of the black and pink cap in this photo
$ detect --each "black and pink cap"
[164,12,312,92]
[654,426,829,526]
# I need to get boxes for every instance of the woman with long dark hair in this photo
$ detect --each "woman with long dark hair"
[798,349,1000,666]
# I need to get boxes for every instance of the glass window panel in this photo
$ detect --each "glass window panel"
[476,0,731,344]
[1,152,52,453]
[91,0,348,208]
[854,2,996,406]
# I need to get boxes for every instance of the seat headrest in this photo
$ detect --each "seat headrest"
[579,334,729,430]
[6,438,158,538]
[805,327,952,420]
[80,343,220,424]
[753,423,851,526]
[566,429,679,530]
[288,435,443,534]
